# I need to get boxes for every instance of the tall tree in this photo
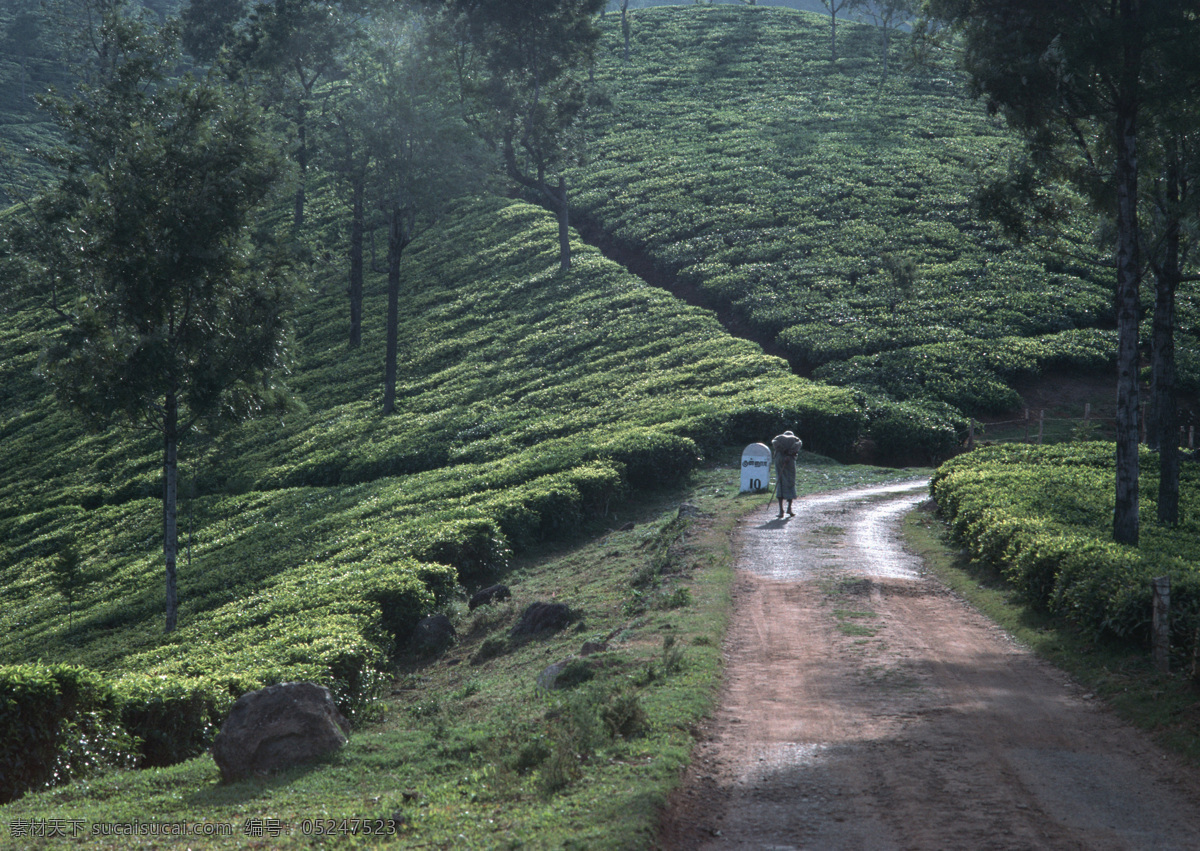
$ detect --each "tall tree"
[1143,125,1200,524]
[180,0,248,63]
[820,0,853,64]
[233,0,361,230]
[319,7,487,409]
[451,0,605,272]
[852,0,914,86]
[927,0,1200,546]
[619,0,632,64]
[12,11,294,632]
[316,69,373,349]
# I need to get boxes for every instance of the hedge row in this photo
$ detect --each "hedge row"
[0,664,186,803]
[931,444,1200,651]
[571,6,1146,418]
[815,329,1118,415]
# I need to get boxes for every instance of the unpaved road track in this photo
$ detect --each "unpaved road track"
[660,481,1200,850]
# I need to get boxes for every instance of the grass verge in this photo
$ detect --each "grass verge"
[903,500,1200,766]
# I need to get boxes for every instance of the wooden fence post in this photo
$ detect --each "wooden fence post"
[967,419,975,450]
[1153,576,1171,674]
[1037,409,1044,445]
[1024,408,1030,443]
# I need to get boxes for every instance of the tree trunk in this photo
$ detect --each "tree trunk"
[830,9,837,63]
[294,101,308,230]
[349,177,364,349]
[1112,15,1142,547]
[880,27,890,87]
[544,176,571,272]
[622,3,631,64]
[1152,141,1182,525]
[382,204,409,415]
[163,390,179,633]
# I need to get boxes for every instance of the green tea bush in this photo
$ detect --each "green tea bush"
[815,330,1117,414]
[932,444,1200,652]
[404,518,512,582]
[593,431,699,489]
[113,673,242,768]
[0,664,135,803]
[865,397,963,463]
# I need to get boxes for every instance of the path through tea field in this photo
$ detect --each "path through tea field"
[660,481,1200,850]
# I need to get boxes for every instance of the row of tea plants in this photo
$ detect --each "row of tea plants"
[0,192,950,800]
[931,443,1200,664]
[577,7,1199,412]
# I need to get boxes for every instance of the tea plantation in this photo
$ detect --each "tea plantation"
[1,3,1198,843]
[0,179,937,806]
[574,8,1200,679]
[575,6,1198,411]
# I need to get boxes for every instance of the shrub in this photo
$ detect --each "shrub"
[113,673,242,768]
[406,520,512,584]
[601,690,647,740]
[865,397,962,463]
[362,563,453,646]
[593,430,700,489]
[0,664,135,803]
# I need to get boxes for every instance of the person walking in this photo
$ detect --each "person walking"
[771,430,802,518]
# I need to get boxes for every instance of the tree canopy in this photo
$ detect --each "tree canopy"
[451,0,606,271]
[12,9,295,630]
[927,0,1200,545]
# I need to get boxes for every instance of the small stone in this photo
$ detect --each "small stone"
[468,584,511,611]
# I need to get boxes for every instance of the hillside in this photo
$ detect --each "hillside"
[0,184,923,841]
[576,6,1196,420]
[2,2,1195,842]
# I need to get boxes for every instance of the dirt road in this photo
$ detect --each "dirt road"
[660,481,1200,850]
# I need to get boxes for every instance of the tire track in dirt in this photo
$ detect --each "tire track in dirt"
[660,481,1200,850]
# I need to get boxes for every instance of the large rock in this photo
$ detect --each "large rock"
[210,682,349,782]
[412,613,456,653]
[511,601,573,637]
[468,584,511,611]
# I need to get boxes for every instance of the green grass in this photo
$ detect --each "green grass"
[833,607,879,637]
[903,501,1200,766]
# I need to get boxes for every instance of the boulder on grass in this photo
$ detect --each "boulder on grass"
[210,682,349,783]
[580,640,608,656]
[511,602,573,637]
[412,613,456,654]
[468,584,511,611]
